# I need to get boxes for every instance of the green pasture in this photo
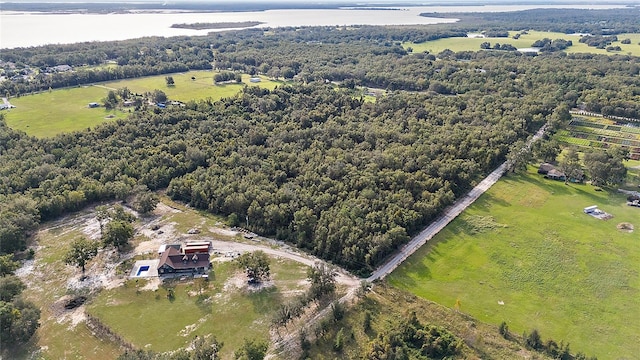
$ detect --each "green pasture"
[3,86,128,137]
[3,71,284,138]
[87,258,308,358]
[101,71,283,103]
[389,167,640,359]
[405,30,640,56]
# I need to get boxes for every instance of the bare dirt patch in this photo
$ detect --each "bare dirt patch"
[617,222,634,232]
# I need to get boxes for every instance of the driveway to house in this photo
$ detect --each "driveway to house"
[207,239,360,288]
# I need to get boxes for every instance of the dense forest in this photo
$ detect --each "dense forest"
[2,23,640,275]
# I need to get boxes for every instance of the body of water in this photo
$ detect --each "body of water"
[0,5,626,49]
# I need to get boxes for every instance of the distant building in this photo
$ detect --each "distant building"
[88,102,100,108]
[249,77,261,83]
[50,64,72,72]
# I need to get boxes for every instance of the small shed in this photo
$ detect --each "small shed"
[182,241,212,254]
[584,205,598,214]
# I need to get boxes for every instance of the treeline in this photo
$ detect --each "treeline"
[431,8,640,35]
[0,38,214,96]
[0,26,467,96]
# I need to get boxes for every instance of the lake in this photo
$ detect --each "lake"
[0,4,625,49]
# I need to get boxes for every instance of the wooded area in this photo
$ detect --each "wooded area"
[2,23,640,275]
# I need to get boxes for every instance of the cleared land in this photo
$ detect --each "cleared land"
[15,199,330,359]
[3,71,283,137]
[404,31,640,56]
[388,167,640,359]
[88,258,308,358]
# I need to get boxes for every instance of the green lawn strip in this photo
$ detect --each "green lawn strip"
[86,257,308,357]
[388,168,640,359]
[405,30,640,56]
[102,72,282,103]
[4,86,126,137]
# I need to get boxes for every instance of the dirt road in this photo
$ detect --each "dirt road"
[368,123,547,282]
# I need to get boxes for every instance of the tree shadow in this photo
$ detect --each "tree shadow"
[247,284,280,314]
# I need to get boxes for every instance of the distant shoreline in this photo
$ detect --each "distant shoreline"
[171,21,264,30]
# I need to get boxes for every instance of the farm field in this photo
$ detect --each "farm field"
[15,199,315,359]
[404,31,640,56]
[3,71,284,137]
[556,115,640,160]
[388,167,640,359]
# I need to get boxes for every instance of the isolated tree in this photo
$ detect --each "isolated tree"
[102,220,134,251]
[307,262,337,301]
[103,90,119,109]
[234,338,268,360]
[236,251,270,283]
[64,237,99,277]
[165,76,175,86]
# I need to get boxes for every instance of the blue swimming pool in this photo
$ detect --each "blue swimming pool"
[136,265,150,276]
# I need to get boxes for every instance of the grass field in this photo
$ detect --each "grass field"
[87,258,308,358]
[404,31,640,56]
[3,86,128,138]
[3,71,285,138]
[388,167,640,359]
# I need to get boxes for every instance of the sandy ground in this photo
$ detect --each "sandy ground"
[18,200,361,348]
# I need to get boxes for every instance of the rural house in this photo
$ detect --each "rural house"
[157,247,210,274]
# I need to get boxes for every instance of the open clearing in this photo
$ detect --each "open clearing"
[16,199,357,359]
[3,71,284,138]
[404,31,640,56]
[388,166,640,359]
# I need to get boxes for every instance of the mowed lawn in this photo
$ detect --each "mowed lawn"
[101,71,283,103]
[388,167,640,359]
[3,71,284,137]
[405,30,640,56]
[4,86,128,137]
